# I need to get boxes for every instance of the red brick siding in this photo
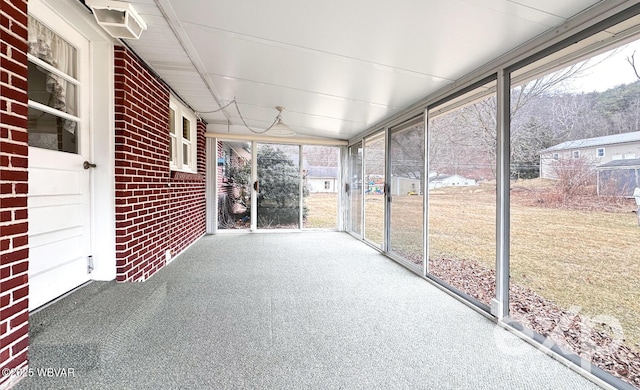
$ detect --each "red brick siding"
[0,0,29,387]
[114,47,206,282]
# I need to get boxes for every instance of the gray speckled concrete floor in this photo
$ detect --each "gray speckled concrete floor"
[15,232,604,389]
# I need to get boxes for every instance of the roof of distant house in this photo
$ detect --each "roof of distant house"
[598,158,640,169]
[307,166,338,178]
[541,131,640,153]
[428,173,471,182]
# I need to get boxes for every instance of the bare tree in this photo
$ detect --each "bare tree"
[626,50,640,80]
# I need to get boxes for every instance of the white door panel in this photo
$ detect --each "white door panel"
[29,226,83,249]
[29,165,83,196]
[28,256,90,310]
[28,148,91,310]
[28,203,83,235]
[28,2,92,311]
[29,236,83,276]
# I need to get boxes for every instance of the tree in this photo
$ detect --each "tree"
[256,145,308,226]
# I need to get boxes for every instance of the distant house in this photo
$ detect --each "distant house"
[596,158,640,196]
[539,131,640,179]
[428,173,477,189]
[307,166,339,193]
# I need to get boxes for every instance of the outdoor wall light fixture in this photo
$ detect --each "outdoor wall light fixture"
[86,0,147,40]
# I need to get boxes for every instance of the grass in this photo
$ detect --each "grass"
[306,184,640,349]
[364,195,385,246]
[431,184,640,349]
[304,193,338,228]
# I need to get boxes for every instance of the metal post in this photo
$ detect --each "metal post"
[299,145,304,229]
[384,128,391,253]
[250,141,257,232]
[423,109,429,277]
[493,69,511,320]
[206,137,217,234]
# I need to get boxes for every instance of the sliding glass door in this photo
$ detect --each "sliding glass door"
[389,117,424,268]
[256,143,301,229]
[348,142,363,236]
[363,132,385,248]
[217,140,252,230]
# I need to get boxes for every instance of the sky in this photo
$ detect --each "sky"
[567,39,640,93]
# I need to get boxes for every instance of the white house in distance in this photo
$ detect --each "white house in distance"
[306,166,339,193]
[428,173,477,190]
[539,131,640,179]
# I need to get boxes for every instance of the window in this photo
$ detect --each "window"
[508,11,640,388]
[169,97,197,172]
[27,16,80,154]
[324,181,331,190]
[552,153,559,160]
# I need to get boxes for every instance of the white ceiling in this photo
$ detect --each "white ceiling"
[122,0,603,141]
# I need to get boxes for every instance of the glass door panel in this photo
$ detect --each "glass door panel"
[256,143,301,229]
[217,140,252,230]
[348,142,363,235]
[364,132,385,247]
[427,82,497,306]
[389,118,424,267]
[303,145,339,229]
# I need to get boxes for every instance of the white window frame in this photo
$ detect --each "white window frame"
[572,150,580,159]
[596,148,605,157]
[169,96,197,173]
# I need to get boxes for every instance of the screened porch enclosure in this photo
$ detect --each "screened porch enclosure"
[205,7,640,389]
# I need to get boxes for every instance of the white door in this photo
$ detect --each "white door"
[27,3,92,310]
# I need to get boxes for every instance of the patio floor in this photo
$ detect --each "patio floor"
[15,232,604,389]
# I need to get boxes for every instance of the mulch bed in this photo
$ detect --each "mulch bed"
[429,257,640,388]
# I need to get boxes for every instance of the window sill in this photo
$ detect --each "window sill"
[170,169,204,182]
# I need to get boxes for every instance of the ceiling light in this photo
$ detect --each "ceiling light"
[268,106,296,136]
[86,0,147,40]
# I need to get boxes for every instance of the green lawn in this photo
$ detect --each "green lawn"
[306,186,640,350]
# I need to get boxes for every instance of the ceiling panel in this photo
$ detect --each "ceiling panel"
[124,0,603,140]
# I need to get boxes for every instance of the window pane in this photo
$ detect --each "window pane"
[28,17,77,79]
[28,61,78,117]
[182,143,189,166]
[170,109,176,134]
[183,117,190,141]
[349,143,363,235]
[364,133,385,247]
[28,106,78,153]
[169,135,176,165]
[389,118,424,267]
[257,143,301,229]
[303,145,339,229]
[510,28,640,387]
[427,82,497,306]
[218,141,252,230]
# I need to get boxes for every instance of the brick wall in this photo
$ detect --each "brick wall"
[114,47,206,282]
[0,0,29,388]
